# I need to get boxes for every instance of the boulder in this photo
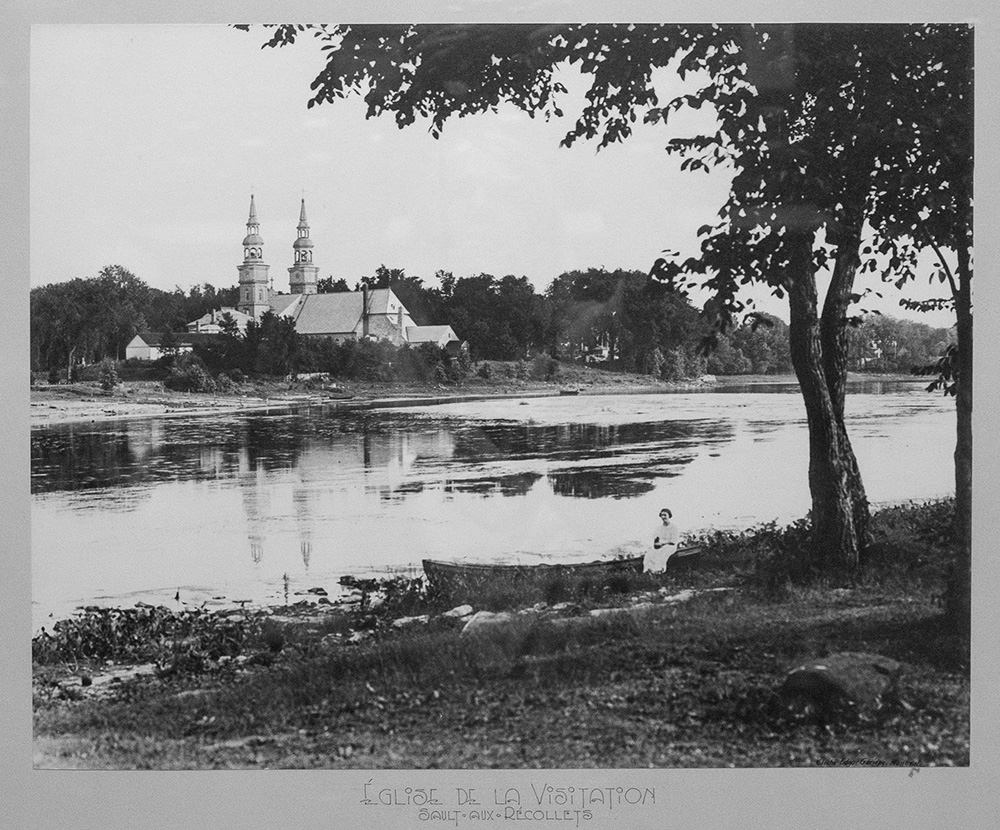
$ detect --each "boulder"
[442,604,474,618]
[391,614,430,628]
[459,610,520,638]
[780,652,904,720]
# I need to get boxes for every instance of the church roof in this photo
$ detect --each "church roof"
[290,292,369,335]
[264,288,418,341]
[362,288,395,316]
[268,293,303,316]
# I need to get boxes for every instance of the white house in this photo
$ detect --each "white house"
[125,332,216,361]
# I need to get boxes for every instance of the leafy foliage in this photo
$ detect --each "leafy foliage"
[98,358,119,391]
[32,604,263,671]
[913,344,958,397]
[31,270,239,374]
[164,353,217,393]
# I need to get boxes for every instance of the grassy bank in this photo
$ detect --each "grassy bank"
[32,501,968,769]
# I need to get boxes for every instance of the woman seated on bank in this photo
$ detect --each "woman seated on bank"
[647,507,680,572]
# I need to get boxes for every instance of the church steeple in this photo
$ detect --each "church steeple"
[288,197,318,295]
[243,194,264,260]
[237,194,271,318]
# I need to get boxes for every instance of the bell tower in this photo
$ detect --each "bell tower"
[237,194,271,318]
[288,198,318,295]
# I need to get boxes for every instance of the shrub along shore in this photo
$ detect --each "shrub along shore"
[33,500,969,769]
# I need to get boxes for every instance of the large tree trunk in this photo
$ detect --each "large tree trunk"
[947,244,972,634]
[821,230,873,562]
[785,234,863,575]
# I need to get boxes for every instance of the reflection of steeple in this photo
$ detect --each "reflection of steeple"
[292,475,314,571]
[124,419,164,463]
[239,459,271,564]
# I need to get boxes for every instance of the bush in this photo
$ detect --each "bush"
[164,354,216,393]
[661,347,687,381]
[213,373,236,393]
[530,353,560,380]
[32,605,261,668]
[451,343,472,381]
[74,363,101,382]
[646,347,665,378]
[99,359,120,391]
[118,359,167,381]
[477,361,494,379]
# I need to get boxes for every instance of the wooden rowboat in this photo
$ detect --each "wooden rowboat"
[423,545,705,594]
[422,555,644,594]
[666,545,703,567]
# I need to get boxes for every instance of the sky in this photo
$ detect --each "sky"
[30,24,958,328]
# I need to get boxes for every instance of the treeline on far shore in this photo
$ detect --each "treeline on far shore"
[32,264,954,386]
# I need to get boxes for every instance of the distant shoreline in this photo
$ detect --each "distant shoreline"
[29,370,924,428]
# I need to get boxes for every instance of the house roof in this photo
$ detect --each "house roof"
[188,307,254,329]
[405,325,459,343]
[131,332,218,347]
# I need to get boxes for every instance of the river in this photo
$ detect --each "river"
[31,379,954,629]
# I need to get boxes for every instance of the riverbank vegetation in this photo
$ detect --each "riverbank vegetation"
[33,500,968,769]
[31,264,953,387]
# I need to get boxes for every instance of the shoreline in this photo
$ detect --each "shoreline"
[29,370,920,428]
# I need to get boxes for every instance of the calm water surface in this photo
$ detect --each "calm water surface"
[31,381,954,628]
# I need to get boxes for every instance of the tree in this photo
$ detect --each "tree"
[545,268,704,370]
[862,25,972,630]
[245,310,299,376]
[31,280,87,376]
[93,265,149,360]
[32,265,152,372]
[441,273,533,359]
[249,23,970,583]
[158,326,181,366]
[318,276,351,293]
[728,314,792,374]
[648,25,970,575]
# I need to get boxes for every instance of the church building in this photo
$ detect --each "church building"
[128,196,459,360]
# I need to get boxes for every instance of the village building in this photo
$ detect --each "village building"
[126,196,460,360]
[123,332,216,362]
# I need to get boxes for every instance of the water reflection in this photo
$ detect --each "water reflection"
[442,472,544,498]
[31,412,726,503]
